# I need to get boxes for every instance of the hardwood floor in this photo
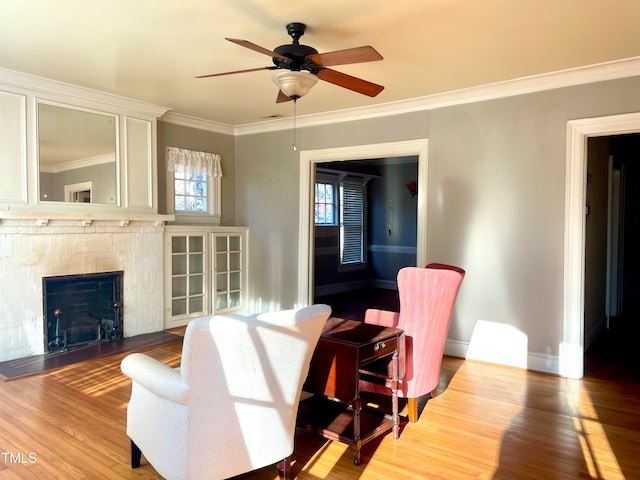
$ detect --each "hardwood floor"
[1,338,639,479]
[0,331,182,380]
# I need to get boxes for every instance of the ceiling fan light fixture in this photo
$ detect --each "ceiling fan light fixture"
[272,71,318,99]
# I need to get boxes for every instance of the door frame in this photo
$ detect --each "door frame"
[563,112,640,378]
[297,139,429,306]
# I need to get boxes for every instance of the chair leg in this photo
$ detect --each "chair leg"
[131,440,142,468]
[277,456,291,479]
[407,397,419,423]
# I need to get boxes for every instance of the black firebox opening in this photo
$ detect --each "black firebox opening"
[43,271,123,353]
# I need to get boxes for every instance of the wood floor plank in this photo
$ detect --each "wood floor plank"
[0,331,182,380]
[1,339,639,479]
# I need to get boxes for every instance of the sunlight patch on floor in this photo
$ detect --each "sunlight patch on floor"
[565,380,623,479]
[300,440,348,478]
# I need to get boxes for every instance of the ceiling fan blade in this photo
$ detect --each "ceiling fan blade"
[195,66,277,78]
[276,90,294,103]
[316,68,384,97]
[226,38,290,62]
[309,46,382,67]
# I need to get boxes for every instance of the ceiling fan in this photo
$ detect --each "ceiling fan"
[196,22,384,103]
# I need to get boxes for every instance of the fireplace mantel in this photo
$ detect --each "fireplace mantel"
[0,69,173,362]
[0,211,174,227]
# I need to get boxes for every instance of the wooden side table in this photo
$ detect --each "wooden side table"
[298,317,404,465]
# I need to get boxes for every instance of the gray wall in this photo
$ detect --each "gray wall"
[368,161,418,285]
[157,121,236,225]
[39,162,117,203]
[234,75,640,370]
[235,113,430,311]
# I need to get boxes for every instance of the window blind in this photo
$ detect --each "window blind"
[340,177,365,264]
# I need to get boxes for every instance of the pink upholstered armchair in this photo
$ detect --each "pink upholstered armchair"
[360,264,465,422]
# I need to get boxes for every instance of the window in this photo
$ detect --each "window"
[340,176,365,265]
[173,164,208,212]
[315,179,337,226]
[167,147,222,222]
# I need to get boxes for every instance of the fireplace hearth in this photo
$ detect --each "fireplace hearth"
[43,271,124,353]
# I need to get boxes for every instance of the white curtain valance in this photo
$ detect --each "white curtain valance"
[166,146,222,177]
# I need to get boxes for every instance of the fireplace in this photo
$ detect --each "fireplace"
[0,217,165,362]
[43,271,124,352]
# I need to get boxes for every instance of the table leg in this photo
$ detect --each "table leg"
[391,350,400,439]
[277,457,291,479]
[353,397,362,465]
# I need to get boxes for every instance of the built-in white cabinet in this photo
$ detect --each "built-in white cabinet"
[0,90,26,204]
[168,233,207,319]
[164,226,248,328]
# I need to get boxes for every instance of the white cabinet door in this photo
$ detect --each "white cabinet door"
[166,233,208,327]
[213,233,245,312]
[164,226,247,328]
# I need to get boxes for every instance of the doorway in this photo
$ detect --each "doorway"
[64,181,93,203]
[584,133,640,380]
[312,157,418,320]
[297,139,429,306]
[564,112,640,379]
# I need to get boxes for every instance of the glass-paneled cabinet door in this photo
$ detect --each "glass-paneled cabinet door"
[213,233,244,313]
[169,234,207,321]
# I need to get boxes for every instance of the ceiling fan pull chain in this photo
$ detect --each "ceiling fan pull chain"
[293,98,297,151]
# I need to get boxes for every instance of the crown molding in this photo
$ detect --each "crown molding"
[233,55,640,136]
[40,153,116,174]
[124,56,640,137]
[0,67,170,118]
[160,112,235,135]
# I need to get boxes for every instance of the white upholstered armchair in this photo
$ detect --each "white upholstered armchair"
[120,304,331,480]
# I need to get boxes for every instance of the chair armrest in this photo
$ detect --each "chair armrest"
[364,309,400,328]
[121,353,189,405]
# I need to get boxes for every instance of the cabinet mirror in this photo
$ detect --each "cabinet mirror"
[38,102,118,204]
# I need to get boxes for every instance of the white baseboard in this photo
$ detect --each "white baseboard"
[445,339,560,375]
[443,339,469,359]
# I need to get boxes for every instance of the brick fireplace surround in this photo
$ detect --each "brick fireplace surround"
[0,218,165,362]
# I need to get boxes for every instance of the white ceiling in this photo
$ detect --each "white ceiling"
[2,1,640,128]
